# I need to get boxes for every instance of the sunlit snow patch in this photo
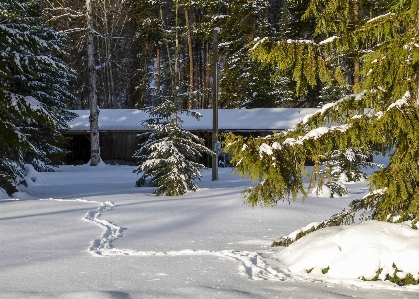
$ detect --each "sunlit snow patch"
[277,220,419,281]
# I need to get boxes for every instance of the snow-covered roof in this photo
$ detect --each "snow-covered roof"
[67,108,319,132]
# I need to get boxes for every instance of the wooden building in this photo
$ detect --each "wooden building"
[65,108,319,165]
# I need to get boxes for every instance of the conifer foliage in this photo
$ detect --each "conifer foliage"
[317,148,382,198]
[133,100,213,196]
[224,0,419,225]
[0,0,76,195]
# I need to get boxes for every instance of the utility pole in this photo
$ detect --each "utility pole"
[212,27,220,181]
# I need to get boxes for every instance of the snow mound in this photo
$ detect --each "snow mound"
[11,191,35,200]
[277,220,419,281]
[0,188,10,200]
[82,159,108,167]
[310,185,332,198]
[23,164,47,186]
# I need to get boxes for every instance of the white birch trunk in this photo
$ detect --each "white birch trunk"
[86,0,100,166]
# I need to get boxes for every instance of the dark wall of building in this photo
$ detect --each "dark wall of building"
[64,130,272,167]
[65,132,139,165]
[100,132,139,165]
[65,133,91,165]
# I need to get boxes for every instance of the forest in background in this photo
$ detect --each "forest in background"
[43,0,366,110]
[0,0,396,194]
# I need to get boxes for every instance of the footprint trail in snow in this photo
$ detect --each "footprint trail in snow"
[82,199,287,282]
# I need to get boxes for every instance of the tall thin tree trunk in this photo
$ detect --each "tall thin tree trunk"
[156,47,161,106]
[174,0,179,125]
[103,0,115,108]
[194,10,200,108]
[86,0,100,166]
[416,8,419,107]
[415,70,419,107]
[185,9,194,109]
[194,41,199,108]
[352,0,360,91]
[204,40,210,108]
[161,5,173,88]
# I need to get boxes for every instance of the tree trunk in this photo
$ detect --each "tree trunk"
[352,0,360,90]
[416,70,419,107]
[102,0,115,108]
[194,10,200,108]
[204,40,210,108]
[86,0,100,166]
[194,41,200,108]
[415,8,419,107]
[174,0,179,125]
[156,47,161,106]
[185,9,194,109]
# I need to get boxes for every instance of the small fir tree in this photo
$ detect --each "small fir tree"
[133,100,213,196]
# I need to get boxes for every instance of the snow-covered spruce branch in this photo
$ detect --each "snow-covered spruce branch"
[224,90,413,208]
[252,35,340,49]
[272,208,360,247]
[262,91,411,158]
[58,28,86,34]
[366,12,395,24]
[272,189,389,247]
[276,90,410,148]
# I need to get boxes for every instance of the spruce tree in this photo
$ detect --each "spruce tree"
[133,100,213,196]
[0,0,76,194]
[223,0,419,226]
[219,0,282,108]
[128,0,168,108]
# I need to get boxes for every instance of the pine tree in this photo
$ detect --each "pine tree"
[0,0,76,194]
[223,0,419,226]
[133,100,213,196]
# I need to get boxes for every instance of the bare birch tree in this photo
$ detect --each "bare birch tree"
[86,0,100,165]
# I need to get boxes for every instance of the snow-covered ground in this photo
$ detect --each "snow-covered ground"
[1,164,418,298]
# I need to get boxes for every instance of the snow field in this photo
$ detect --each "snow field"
[1,164,419,298]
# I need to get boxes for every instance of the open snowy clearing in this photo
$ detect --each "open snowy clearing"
[1,164,419,298]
